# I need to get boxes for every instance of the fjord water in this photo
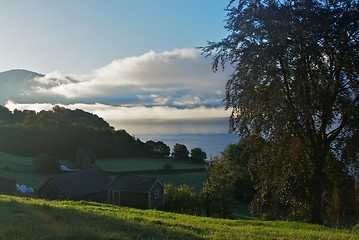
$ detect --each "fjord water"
[111,118,239,158]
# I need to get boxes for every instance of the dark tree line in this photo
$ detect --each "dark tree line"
[173,143,207,163]
[0,105,169,159]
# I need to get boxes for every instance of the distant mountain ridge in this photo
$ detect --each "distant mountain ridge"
[0,69,78,105]
[0,69,45,105]
[0,69,44,82]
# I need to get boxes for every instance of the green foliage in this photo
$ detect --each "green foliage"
[33,154,60,174]
[22,105,111,130]
[145,140,171,158]
[201,136,264,218]
[222,136,265,202]
[164,184,201,215]
[202,157,237,218]
[202,0,359,224]
[190,147,207,164]
[0,195,357,240]
[353,223,359,233]
[0,106,13,125]
[173,143,189,160]
[0,105,147,159]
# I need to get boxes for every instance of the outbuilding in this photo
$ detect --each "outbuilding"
[38,169,110,202]
[109,175,164,209]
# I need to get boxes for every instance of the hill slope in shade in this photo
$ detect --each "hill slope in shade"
[0,69,79,105]
[0,69,44,104]
[0,195,357,240]
[0,69,44,82]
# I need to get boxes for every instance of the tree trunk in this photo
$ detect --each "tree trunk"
[310,186,323,224]
[309,152,325,224]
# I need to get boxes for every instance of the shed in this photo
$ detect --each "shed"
[109,176,164,209]
[0,176,16,192]
[38,169,110,203]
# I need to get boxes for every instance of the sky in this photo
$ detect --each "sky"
[1,1,233,124]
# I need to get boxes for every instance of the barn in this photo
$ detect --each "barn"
[38,169,110,202]
[109,175,164,209]
[0,176,16,193]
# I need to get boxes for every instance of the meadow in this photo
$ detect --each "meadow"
[0,151,206,191]
[96,157,205,172]
[1,150,357,234]
[96,157,206,191]
[0,152,48,188]
[1,194,358,240]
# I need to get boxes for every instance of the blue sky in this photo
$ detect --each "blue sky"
[0,0,228,74]
[1,1,233,123]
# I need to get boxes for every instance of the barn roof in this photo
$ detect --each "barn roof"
[46,169,110,199]
[109,175,163,193]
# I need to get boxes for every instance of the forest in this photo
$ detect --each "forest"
[0,105,167,159]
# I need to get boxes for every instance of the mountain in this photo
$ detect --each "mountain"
[0,69,44,83]
[0,69,81,105]
[0,69,45,105]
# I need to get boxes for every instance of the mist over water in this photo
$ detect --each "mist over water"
[110,118,240,157]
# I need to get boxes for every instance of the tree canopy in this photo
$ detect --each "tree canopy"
[190,147,207,163]
[202,0,358,223]
[173,143,189,160]
[0,106,158,159]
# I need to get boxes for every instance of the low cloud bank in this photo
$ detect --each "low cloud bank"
[5,101,229,124]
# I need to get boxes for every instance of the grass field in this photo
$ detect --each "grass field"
[0,195,358,240]
[2,151,357,230]
[0,152,206,190]
[96,157,205,172]
[0,152,49,188]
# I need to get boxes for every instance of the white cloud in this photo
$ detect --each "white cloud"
[0,48,232,115]
[5,100,54,112]
[173,96,201,106]
[34,48,230,107]
[34,71,76,87]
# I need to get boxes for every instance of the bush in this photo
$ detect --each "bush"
[33,154,60,174]
[353,223,359,233]
[163,184,201,215]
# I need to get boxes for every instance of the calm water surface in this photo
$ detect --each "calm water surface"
[110,118,239,157]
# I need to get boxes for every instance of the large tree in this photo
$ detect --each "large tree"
[173,143,189,160]
[202,0,358,223]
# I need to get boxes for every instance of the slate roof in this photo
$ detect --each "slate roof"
[109,175,163,193]
[46,169,110,199]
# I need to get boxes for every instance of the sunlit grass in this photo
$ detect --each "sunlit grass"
[0,195,357,240]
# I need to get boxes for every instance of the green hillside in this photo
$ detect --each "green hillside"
[0,195,357,240]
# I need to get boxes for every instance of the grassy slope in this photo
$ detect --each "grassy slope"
[0,195,357,240]
[0,152,49,188]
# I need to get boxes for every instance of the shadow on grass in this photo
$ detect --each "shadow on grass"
[0,199,203,240]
